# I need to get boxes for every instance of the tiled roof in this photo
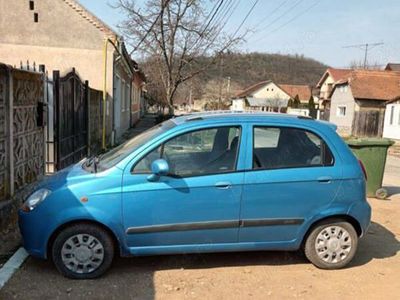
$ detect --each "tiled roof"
[236,81,271,98]
[279,84,312,101]
[385,63,400,71]
[333,70,400,101]
[316,68,352,87]
[62,0,117,38]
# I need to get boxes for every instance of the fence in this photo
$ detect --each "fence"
[0,63,45,202]
[352,110,385,137]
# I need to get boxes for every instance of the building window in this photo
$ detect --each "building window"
[337,105,346,117]
[398,107,400,125]
[29,1,34,10]
[121,80,126,112]
[34,12,39,22]
[126,84,131,111]
[389,105,395,125]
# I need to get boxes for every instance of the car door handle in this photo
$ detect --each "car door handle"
[215,182,232,189]
[317,176,332,183]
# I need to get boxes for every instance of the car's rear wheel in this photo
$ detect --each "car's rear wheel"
[304,220,358,269]
[51,223,114,279]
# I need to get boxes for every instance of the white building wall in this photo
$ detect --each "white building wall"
[383,101,400,140]
[329,84,355,136]
[230,99,246,111]
[252,82,290,102]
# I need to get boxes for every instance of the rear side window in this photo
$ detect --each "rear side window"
[253,127,334,170]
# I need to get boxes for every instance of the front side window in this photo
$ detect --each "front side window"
[253,126,334,170]
[133,126,241,177]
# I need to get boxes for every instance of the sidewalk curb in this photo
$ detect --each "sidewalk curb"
[0,248,28,289]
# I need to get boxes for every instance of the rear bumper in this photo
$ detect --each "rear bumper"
[347,200,371,237]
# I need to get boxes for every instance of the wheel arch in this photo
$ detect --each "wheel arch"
[301,214,362,246]
[47,219,122,259]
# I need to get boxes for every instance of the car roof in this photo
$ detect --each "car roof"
[171,111,337,130]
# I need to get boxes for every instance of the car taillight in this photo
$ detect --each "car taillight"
[358,159,367,180]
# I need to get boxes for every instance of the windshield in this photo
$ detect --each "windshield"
[96,120,176,170]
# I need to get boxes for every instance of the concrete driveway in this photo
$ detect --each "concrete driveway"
[1,157,399,300]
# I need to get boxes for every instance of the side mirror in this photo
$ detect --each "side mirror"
[147,159,170,182]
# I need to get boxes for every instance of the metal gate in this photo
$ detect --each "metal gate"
[53,69,89,170]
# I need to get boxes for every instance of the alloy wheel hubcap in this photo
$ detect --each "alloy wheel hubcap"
[61,234,104,274]
[315,226,352,264]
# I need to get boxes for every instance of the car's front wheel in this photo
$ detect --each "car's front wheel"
[304,220,358,269]
[51,223,115,279]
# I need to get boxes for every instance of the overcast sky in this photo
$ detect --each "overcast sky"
[79,0,400,68]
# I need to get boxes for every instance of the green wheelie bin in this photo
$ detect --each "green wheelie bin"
[346,138,394,199]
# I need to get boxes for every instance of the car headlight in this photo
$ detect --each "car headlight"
[22,188,51,212]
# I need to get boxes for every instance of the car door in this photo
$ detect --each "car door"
[122,125,245,249]
[239,124,342,243]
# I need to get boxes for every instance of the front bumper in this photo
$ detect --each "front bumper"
[18,209,51,259]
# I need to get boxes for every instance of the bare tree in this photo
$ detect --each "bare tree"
[349,59,382,70]
[116,0,244,113]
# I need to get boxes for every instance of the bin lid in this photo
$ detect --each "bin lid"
[346,138,395,146]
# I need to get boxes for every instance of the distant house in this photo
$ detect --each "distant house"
[383,97,400,140]
[0,0,145,144]
[316,68,352,100]
[230,81,291,112]
[385,63,400,71]
[316,68,352,120]
[279,84,313,104]
[329,70,400,137]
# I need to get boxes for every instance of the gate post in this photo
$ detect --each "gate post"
[53,70,60,171]
[84,80,90,156]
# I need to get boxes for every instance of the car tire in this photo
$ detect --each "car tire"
[51,223,115,279]
[304,220,358,269]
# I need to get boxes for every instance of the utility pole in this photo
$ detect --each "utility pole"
[226,76,231,100]
[218,51,224,110]
[343,42,384,69]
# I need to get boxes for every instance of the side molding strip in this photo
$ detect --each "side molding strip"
[126,218,304,234]
[240,218,304,227]
[126,220,238,234]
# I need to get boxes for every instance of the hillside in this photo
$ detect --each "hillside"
[200,52,328,89]
[142,52,329,105]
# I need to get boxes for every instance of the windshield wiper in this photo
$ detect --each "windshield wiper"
[84,153,104,173]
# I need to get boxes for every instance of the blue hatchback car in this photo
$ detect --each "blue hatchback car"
[19,112,371,278]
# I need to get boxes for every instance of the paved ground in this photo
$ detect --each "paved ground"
[1,157,399,300]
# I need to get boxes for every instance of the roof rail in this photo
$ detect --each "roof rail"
[185,116,204,122]
[297,115,314,120]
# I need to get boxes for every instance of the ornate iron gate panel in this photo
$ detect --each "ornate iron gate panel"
[53,69,89,170]
[0,66,9,201]
[12,69,45,190]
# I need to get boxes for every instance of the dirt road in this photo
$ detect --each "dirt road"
[1,158,399,300]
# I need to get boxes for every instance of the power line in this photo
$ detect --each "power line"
[267,1,320,35]
[343,42,384,68]
[231,0,260,39]
[253,0,290,28]
[130,0,172,54]
[257,0,304,33]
